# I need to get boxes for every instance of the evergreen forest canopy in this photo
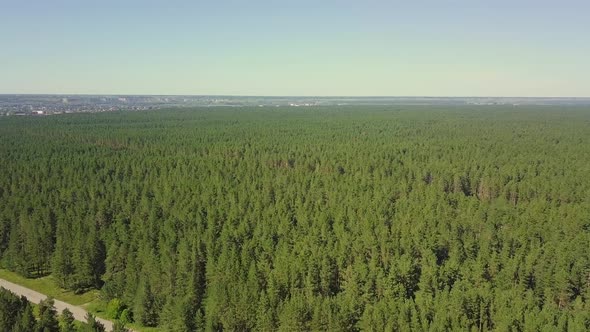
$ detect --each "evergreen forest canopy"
[0,106,589,331]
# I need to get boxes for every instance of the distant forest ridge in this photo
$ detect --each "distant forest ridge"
[2,95,590,107]
[2,95,590,116]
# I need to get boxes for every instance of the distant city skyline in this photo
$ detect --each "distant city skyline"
[1,1,589,97]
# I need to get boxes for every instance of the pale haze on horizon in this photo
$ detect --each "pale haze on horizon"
[1,0,589,97]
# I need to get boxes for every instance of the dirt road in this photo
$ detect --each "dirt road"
[0,278,116,331]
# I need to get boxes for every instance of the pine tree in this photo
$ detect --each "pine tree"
[85,312,105,332]
[59,308,76,332]
[36,297,59,332]
[52,225,74,289]
[135,278,159,327]
[13,303,36,332]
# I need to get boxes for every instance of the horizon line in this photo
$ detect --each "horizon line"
[1,93,590,99]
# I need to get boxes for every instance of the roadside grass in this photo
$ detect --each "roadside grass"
[85,301,161,332]
[0,269,99,305]
[85,301,160,332]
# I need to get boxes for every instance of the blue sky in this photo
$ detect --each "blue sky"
[1,1,588,96]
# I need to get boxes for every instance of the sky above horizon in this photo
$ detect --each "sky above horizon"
[1,1,589,97]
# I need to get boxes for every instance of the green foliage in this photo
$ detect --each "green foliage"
[0,289,96,332]
[14,302,36,332]
[84,313,105,332]
[0,287,36,331]
[1,106,590,330]
[112,320,130,332]
[119,308,133,325]
[106,298,125,320]
[60,308,76,332]
[134,278,160,327]
[37,297,60,332]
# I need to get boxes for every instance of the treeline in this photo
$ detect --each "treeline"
[0,287,126,332]
[0,106,589,330]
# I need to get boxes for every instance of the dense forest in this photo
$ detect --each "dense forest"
[0,106,589,331]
